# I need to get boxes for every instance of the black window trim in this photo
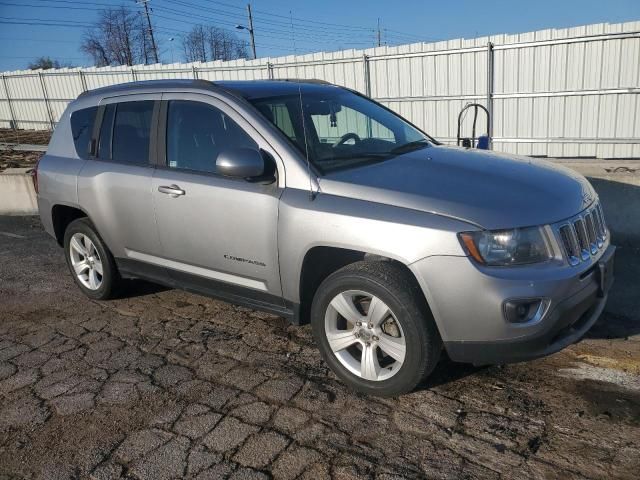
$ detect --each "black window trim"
[89,99,160,168]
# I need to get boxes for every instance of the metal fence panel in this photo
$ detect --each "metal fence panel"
[0,20,638,159]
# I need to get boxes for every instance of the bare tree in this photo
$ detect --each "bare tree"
[81,6,159,66]
[28,57,74,70]
[182,24,248,62]
[182,25,207,63]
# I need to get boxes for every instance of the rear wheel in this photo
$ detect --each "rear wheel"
[63,218,120,300]
[311,261,442,397]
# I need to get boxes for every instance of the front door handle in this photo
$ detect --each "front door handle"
[158,184,185,197]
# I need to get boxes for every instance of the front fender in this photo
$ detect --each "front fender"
[278,188,470,303]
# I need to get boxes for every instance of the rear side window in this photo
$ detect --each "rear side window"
[166,100,257,174]
[70,106,97,159]
[98,101,154,165]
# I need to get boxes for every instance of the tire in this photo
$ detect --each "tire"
[63,217,121,300]
[311,261,442,397]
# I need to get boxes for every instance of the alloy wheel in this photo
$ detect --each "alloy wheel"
[324,290,406,381]
[69,232,103,290]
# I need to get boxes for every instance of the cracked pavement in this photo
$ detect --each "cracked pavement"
[0,216,639,479]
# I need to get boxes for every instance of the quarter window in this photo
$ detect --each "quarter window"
[70,106,97,159]
[166,100,257,174]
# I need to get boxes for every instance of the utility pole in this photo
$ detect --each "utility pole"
[377,18,381,47]
[246,4,257,59]
[138,0,159,64]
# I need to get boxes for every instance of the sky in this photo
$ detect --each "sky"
[0,0,638,72]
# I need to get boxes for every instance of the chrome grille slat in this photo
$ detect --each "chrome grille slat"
[592,208,603,237]
[559,224,580,265]
[556,200,607,266]
[584,213,598,253]
[574,218,589,258]
[597,204,608,238]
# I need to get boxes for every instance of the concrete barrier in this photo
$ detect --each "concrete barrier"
[0,168,38,215]
[556,160,640,247]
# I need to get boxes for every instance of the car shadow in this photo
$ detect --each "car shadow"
[416,354,488,390]
[116,278,170,299]
[583,311,640,340]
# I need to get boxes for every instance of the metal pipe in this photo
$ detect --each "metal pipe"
[1,74,17,129]
[493,31,640,51]
[37,72,55,130]
[486,41,494,149]
[78,70,88,92]
[362,54,371,97]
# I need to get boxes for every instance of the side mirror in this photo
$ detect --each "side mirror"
[216,148,265,179]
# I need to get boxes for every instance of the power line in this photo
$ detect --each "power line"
[0,1,96,10]
[0,37,78,43]
[10,0,421,45]
[22,0,431,41]
[149,11,375,45]
[0,20,90,27]
[152,1,376,41]
[156,0,376,37]
[198,0,374,31]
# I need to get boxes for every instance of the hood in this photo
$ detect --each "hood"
[319,145,596,230]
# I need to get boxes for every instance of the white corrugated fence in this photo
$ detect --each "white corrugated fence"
[1,20,639,159]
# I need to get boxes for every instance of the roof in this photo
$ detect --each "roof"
[77,78,340,101]
[216,79,340,99]
[77,79,214,99]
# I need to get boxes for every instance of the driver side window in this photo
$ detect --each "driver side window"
[311,106,394,144]
[166,100,257,174]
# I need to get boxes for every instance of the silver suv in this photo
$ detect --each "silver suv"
[36,79,615,396]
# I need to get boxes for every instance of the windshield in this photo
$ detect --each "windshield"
[249,88,431,173]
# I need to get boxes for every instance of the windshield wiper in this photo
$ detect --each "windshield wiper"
[389,139,430,155]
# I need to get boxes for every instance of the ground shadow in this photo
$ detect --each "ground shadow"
[116,278,170,299]
[416,353,488,390]
[584,311,640,340]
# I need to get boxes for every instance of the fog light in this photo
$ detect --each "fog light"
[503,299,547,324]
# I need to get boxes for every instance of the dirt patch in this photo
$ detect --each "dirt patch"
[0,129,51,145]
[0,150,43,172]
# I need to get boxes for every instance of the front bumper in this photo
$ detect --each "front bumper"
[410,244,615,365]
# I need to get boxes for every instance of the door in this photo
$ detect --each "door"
[78,95,164,266]
[151,93,284,303]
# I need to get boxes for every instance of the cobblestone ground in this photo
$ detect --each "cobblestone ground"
[0,216,639,480]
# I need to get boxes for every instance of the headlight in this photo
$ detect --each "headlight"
[459,227,551,266]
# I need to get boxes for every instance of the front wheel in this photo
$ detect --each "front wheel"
[311,261,442,397]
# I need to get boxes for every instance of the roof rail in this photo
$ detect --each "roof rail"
[272,78,332,85]
[77,79,214,99]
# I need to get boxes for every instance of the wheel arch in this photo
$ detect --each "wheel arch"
[297,245,434,327]
[51,204,91,246]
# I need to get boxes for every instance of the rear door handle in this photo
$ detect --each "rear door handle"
[158,184,185,197]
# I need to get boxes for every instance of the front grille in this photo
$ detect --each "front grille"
[557,200,607,266]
